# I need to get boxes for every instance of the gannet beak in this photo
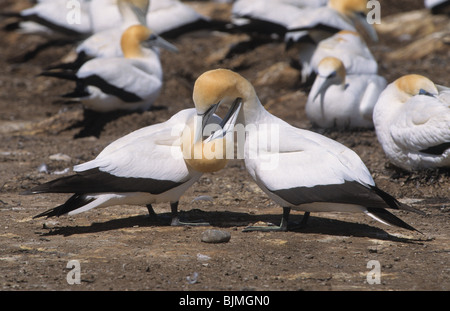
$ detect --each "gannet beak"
[205,98,243,143]
[312,76,328,102]
[193,102,220,144]
[353,12,378,42]
[144,34,179,53]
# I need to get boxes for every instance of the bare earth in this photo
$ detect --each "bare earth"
[0,0,449,292]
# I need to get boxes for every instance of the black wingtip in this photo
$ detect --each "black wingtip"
[370,185,425,215]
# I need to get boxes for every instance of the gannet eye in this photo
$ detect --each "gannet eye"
[418,89,435,97]
[328,71,337,79]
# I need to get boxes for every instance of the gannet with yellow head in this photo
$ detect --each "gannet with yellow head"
[42,24,178,113]
[306,56,386,129]
[298,30,378,83]
[193,69,423,233]
[373,74,450,171]
[23,94,241,226]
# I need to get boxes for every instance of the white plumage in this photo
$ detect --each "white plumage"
[146,0,211,37]
[285,0,378,44]
[373,74,450,171]
[306,56,386,129]
[9,0,93,37]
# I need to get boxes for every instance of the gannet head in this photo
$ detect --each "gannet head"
[317,57,346,81]
[120,24,178,58]
[312,57,346,101]
[328,0,378,41]
[394,74,439,100]
[193,69,250,138]
[193,69,253,115]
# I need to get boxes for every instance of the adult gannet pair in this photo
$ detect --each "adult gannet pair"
[306,56,386,129]
[42,24,178,113]
[24,95,242,225]
[27,68,424,233]
[373,74,450,171]
[192,69,423,232]
[298,30,378,84]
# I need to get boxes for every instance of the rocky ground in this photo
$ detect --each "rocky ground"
[0,0,449,292]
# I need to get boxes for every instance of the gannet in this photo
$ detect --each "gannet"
[23,99,242,225]
[230,0,329,36]
[373,74,450,171]
[285,0,378,44]
[41,24,178,113]
[306,56,386,129]
[193,69,423,232]
[299,30,378,83]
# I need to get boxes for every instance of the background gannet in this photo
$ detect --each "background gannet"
[373,74,450,171]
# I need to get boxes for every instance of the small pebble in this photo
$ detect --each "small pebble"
[201,229,231,243]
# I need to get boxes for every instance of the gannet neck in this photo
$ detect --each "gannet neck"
[180,116,229,173]
[118,0,149,27]
[120,24,151,58]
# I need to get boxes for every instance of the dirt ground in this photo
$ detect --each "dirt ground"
[0,0,449,292]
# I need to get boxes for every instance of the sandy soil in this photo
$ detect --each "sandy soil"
[0,0,449,292]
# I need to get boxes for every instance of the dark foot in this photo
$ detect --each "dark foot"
[169,202,210,227]
[243,210,310,232]
[243,207,291,232]
[170,216,210,227]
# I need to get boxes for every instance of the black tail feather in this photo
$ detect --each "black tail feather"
[366,207,421,233]
[39,69,78,81]
[370,186,425,215]
[45,51,88,71]
[33,194,95,219]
